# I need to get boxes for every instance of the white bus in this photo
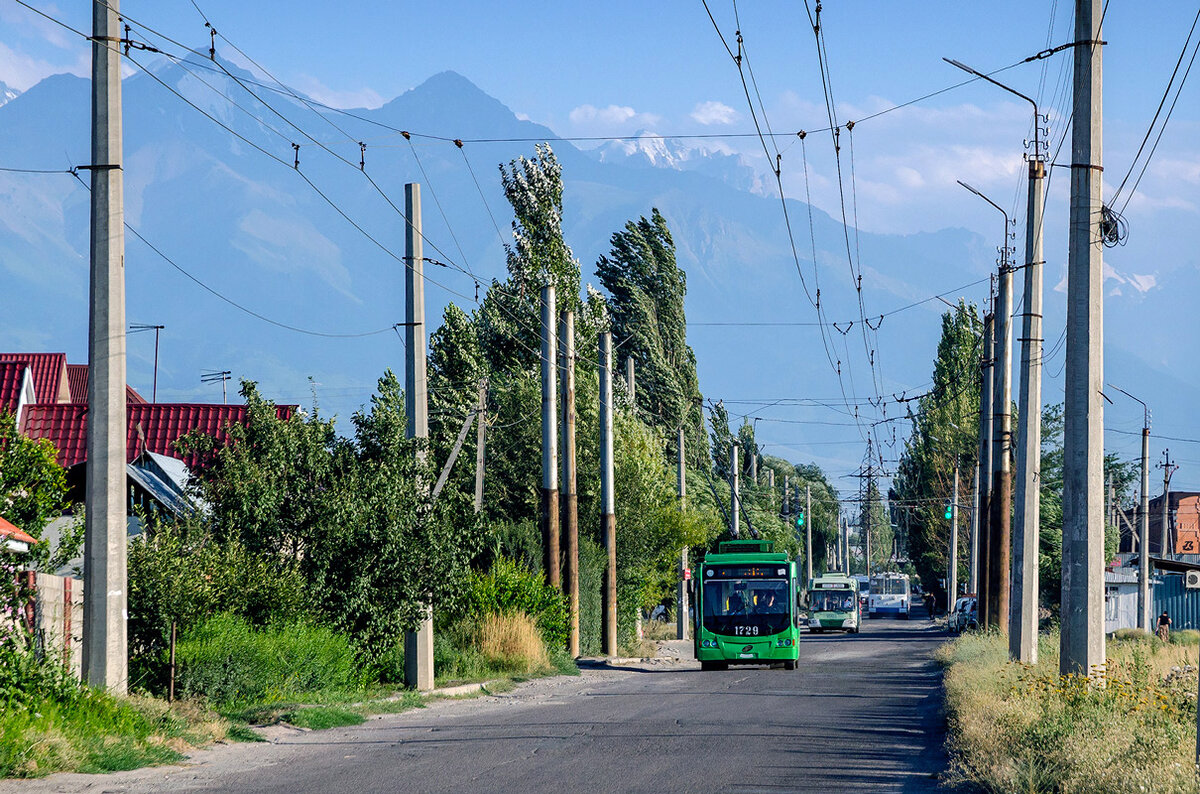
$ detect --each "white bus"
[868,572,910,619]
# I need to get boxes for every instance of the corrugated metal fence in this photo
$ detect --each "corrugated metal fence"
[1153,573,1200,631]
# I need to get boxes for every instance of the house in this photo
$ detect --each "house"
[0,360,39,422]
[6,351,295,512]
[1117,491,1200,559]
[0,515,37,554]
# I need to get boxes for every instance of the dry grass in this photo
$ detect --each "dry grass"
[939,629,1200,793]
[641,619,678,642]
[477,612,549,674]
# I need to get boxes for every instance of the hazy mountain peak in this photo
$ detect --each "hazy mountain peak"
[0,80,18,109]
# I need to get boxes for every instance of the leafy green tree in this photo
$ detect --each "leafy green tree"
[0,409,70,570]
[181,381,340,561]
[595,209,706,460]
[860,474,893,572]
[313,372,483,656]
[892,301,982,597]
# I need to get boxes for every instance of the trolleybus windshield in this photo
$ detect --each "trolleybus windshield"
[811,590,856,612]
[702,577,790,637]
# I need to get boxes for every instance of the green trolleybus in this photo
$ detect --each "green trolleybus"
[693,540,800,671]
[807,574,860,633]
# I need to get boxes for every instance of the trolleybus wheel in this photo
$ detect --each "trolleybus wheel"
[700,661,728,671]
[783,660,797,671]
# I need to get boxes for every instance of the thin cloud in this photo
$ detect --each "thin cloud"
[568,103,661,130]
[691,100,739,126]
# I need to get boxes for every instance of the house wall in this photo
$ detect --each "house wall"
[12,571,85,678]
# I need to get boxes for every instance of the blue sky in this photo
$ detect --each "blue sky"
[3,0,1200,486]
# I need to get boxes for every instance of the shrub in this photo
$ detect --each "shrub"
[127,516,309,694]
[477,613,549,673]
[176,614,367,707]
[458,557,569,650]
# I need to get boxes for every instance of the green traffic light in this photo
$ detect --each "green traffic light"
[795,513,805,528]
[944,504,953,520]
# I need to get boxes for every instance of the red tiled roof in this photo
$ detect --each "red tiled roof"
[65,363,147,404]
[0,361,30,414]
[0,515,37,545]
[0,353,68,404]
[19,402,297,468]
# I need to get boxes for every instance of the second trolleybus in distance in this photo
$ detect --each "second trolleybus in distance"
[868,572,911,618]
[692,540,800,671]
[807,574,861,633]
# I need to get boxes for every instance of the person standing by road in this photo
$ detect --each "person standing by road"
[1157,610,1172,643]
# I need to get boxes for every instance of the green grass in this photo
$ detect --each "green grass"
[0,692,228,779]
[938,629,1200,792]
[279,707,366,730]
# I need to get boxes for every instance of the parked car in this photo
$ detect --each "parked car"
[948,596,978,633]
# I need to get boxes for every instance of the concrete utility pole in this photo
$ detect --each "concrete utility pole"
[1137,410,1150,629]
[969,464,980,594]
[730,441,741,537]
[977,312,995,624]
[625,358,635,405]
[83,0,128,692]
[1012,157,1046,664]
[599,331,617,657]
[676,426,688,641]
[949,464,959,610]
[805,485,813,585]
[403,183,434,692]
[750,452,758,486]
[1060,0,1105,679]
[559,311,579,656]
[768,469,775,490]
[540,285,560,588]
[475,379,486,512]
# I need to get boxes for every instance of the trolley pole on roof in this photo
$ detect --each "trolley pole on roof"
[83,0,128,693]
[403,182,434,692]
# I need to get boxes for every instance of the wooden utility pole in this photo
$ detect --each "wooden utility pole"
[83,0,128,692]
[1012,156,1045,664]
[403,183,434,692]
[1160,449,1176,556]
[990,251,1014,635]
[977,312,995,625]
[560,311,579,656]
[1060,0,1105,679]
[676,426,688,641]
[599,331,617,657]
[540,285,560,588]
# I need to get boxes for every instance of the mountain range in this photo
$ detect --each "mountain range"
[0,62,1189,480]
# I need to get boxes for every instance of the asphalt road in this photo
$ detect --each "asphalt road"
[7,607,952,793]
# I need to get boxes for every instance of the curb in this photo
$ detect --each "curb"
[429,679,505,698]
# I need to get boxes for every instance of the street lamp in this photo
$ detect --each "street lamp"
[956,181,1010,268]
[943,58,1043,161]
[1108,382,1152,631]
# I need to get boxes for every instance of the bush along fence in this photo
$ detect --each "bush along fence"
[6,568,83,679]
